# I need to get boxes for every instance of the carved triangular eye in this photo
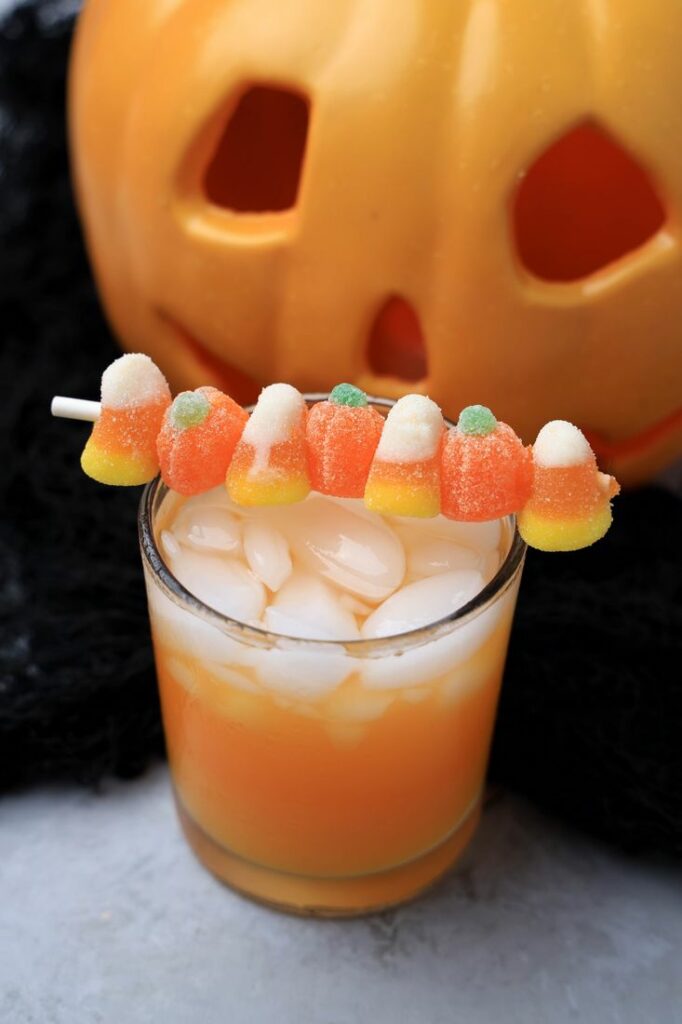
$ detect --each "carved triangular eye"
[367,296,428,382]
[513,122,665,282]
[204,85,309,213]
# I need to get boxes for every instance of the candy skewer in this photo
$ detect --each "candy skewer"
[51,396,101,422]
[51,353,621,551]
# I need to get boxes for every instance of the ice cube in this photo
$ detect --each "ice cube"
[362,570,484,639]
[160,529,181,561]
[264,571,360,640]
[168,618,259,674]
[254,643,353,699]
[283,496,406,600]
[172,503,241,554]
[243,521,292,592]
[326,686,394,722]
[360,590,513,690]
[391,515,501,553]
[208,662,262,693]
[359,570,492,690]
[145,569,192,647]
[482,551,501,583]
[339,592,375,616]
[405,537,481,578]
[144,568,262,670]
[210,688,266,727]
[166,546,266,623]
[163,656,197,693]
[439,640,500,705]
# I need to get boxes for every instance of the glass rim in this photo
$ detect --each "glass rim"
[138,393,526,658]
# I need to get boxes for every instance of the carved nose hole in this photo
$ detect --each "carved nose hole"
[367,297,428,382]
[513,121,666,282]
[204,85,309,213]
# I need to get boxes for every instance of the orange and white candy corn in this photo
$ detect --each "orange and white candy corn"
[226,383,310,505]
[518,421,620,551]
[80,354,170,486]
[364,395,444,517]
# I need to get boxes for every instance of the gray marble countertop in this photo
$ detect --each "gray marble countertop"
[1,766,680,1024]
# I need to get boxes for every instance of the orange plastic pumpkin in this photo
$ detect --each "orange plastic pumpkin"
[69,0,682,485]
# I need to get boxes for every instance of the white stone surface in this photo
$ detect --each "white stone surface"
[1,768,680,1024]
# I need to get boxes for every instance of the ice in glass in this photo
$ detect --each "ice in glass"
[52,357,619,915]
[140,479,525,915]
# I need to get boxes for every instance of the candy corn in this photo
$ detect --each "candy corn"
[80,353,171,485]
[518,420,620,551]
[364,395,444,517]
[226,383,310,505]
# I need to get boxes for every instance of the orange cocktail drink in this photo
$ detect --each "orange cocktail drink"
[140,496,524,914]
[49,343,618,917]
[139,403,525,915]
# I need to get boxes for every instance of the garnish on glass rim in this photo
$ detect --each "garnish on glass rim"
[51,353,620,551]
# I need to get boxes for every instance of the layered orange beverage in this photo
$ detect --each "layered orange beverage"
[52,357,618,916]
[140,460,525,915]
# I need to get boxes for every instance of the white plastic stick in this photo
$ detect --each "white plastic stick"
[51,397,101,422]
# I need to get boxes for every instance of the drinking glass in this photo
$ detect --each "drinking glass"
[138,397,526,916]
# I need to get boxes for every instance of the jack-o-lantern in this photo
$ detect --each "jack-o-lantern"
[69,0,682,485]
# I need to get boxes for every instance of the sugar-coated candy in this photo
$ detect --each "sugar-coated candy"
[64,358,621,559]
[518,420,620,551]
[226,383,310,505]
[157,386,248,496]
[364,395,444,517]
[441,405,533,522]
[306,384,384,498]
[457,404,498,436]
[80,353,171,485]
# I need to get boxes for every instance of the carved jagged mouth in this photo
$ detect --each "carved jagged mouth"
[585,405,682,463]
[158,311,261,406]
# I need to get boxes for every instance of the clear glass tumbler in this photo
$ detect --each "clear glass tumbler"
[138,397,526,916]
